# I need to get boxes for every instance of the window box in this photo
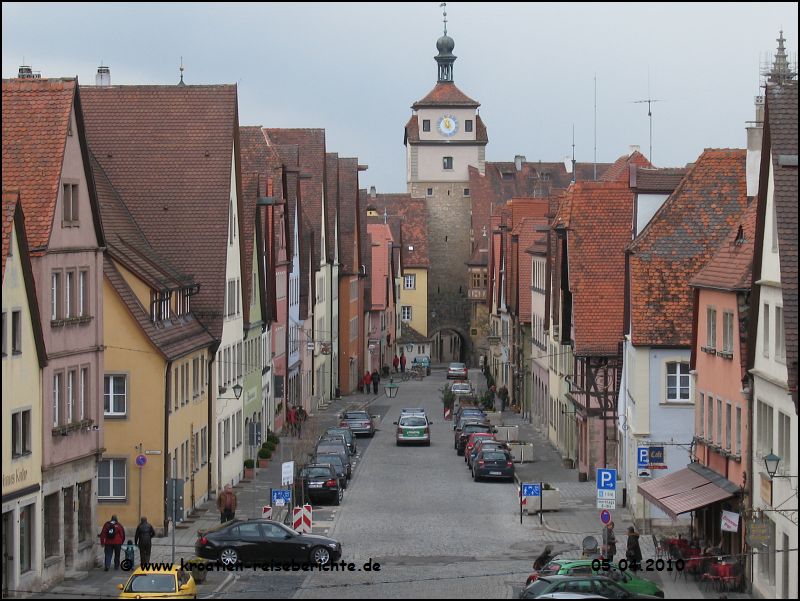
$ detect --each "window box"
[701,346,717,355]
[718,351,734,360]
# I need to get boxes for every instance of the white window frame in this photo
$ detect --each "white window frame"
[98,458,126,500]
[775,306,785,362]
[722,311,734,353]
[401,306,412,322]
[665,362,690,402]
[53,372,62,427]
[51,271,61,320]
[763,304,770,357]
[104,374,127,416]
[66,369,75,423]
[706,306,716,349]
[404,274,416,290]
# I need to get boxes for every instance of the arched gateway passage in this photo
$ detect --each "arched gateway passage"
[429,326,471,367]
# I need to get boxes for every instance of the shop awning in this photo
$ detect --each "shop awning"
[637,462,740,520]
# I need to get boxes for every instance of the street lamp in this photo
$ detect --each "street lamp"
[764,451,787,479]
[384,378,399,399]
[218,383,243,400]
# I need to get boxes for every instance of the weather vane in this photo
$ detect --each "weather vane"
[440,2,447,36]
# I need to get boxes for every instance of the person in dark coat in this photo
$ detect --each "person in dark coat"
[371,369,380,394]
[626,526,643,570]
[400,353,407,373]
[602,521,617,563]
[393,355,400,373]
[99,514,126,571]
[134,516,156,567]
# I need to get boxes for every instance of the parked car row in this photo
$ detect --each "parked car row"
[451,405,515,483]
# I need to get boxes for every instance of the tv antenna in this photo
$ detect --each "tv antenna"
[631,71,662,165]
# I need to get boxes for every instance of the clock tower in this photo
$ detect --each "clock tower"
[404,17,487,362]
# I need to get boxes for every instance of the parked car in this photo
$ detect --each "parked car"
[520,575,662,599]
[314,453,348,490]
[453,407,485,429]
[299,464,343,505]
[339,410,376,437]
[323,427,357,455]
[315,440,352,478]
[464,432,495,460]
[320,432,356,457]
[526,560,664,597]
[468,438,510,469]
[411,355,431,374]
[451,381,473,396]
[456,422,493,455]
[394,414,432,445]
[195,518,342,567]
[472,449,514,482]
[447,362,469,380]
[117,565,196,599]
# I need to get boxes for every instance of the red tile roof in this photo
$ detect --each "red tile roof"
[601,150,653,183]
[1,190,16,279]
[512,217,548,324]
[564,182,634,355]
[2,78,76,251]
[629,149,748,347]
[368,223,393,310]
[412,82,480,109]
[337,158,361,275]
[264,129,328,271]
[362,192,429,269]
[633,167,690,192]
[81,84,239,339]
[690,201,757,292]
[325,152,339,265]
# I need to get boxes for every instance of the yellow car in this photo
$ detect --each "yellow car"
[117,565,197,598]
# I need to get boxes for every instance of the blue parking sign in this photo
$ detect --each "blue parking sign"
[637,447,649,468]
[522,483,541,497]
[596,468,616,490]
[271,489,291,506]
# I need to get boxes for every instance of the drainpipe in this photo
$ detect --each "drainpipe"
[163,360,172,534]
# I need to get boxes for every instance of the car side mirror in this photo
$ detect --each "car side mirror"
[370,415,378,419]
[179,584,188,591]
[285,533,294,540]
[393,421,398,425]
[117,584,124,591]
[429,421,433,424]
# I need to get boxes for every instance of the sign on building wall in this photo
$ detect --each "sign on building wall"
[274,374,285,399]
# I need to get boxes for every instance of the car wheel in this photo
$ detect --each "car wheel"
[333,488,342,506]
[473,471,480,482]
[220,547,239,567]
[311,545,332,566]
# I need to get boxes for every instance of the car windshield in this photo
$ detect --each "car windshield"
[541,562,562,575]
[481,451,508,461]
[400,417,427,427]
[317,445,345,455]
[345,412,370,420]
[302,467,333,478]
[464,425,490,434]
[449,363,466,369]
[326,428,351,439]
[523,579,551,597]
[126,574,176,593]
[401,408,425,414]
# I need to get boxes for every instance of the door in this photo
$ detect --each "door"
[233,522,263,563]
[63,487,75,568]
[2,511,11,597]
[261,522,304,562]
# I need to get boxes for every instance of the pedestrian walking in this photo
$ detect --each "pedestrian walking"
[602,521,617,563]
[363,371,372,395]
[287,405,298,436]
[393,355,400,373]
[99,514,125,571]
[400,353,407,373]
[371,369,380,395]
[217,484,237,523]
[134,516,155,567]
[625,526,642,571]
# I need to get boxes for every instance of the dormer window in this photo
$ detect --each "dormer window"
[151,290,171,323]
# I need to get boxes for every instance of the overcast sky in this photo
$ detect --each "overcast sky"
[3,2,797,192]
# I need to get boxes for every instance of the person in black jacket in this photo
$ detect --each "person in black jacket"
[371,370,380,395]
[134,517,156,567]
[625,526,643,571]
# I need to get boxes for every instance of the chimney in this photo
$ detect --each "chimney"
[746,95,765,197]
[17,65,40,79]
[369,186,376,199]
[96,65,111,86]
[564,156,573,174]
[629,145,641,154]
[514,155,526,172]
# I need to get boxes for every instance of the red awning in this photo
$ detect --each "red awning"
[637,464,737,520]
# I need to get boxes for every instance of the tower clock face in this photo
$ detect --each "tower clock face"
[437,115,458,137]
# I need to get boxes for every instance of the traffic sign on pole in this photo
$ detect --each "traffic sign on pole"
[600,509,611,524]
[597,498,616,510]
[596,468,616,490]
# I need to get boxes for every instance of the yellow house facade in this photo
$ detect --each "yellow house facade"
[2,194,47,594]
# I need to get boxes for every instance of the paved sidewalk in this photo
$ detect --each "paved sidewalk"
[33,390,383,599]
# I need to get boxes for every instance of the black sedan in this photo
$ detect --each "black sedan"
[300,464,344,505]
[472,449,514,482]
[195,519,342,567]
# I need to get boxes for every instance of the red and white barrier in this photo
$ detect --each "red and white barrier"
[292,504,313,533]
[444,407,452,421]
[262,505,272,519]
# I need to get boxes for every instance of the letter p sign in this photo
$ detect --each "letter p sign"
[596,468,616,490]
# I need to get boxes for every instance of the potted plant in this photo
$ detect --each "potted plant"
[243,459,255,480]
[257,446,271,468]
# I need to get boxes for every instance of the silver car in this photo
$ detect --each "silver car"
[394,415,431,446]
[339,410,375,437]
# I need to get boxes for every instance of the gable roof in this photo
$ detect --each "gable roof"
[325,152,339,264]
[404,113,488,146]
[2,77,104,252]
[336,158,361,275]
[633,166,690,192]
[564,182,634,355]
[2,190,47,366]
[513,216,548,324]
[601,150,653,183]
[412,81,480,109]
[362,192,429,269]
[368,223,394,310]
[264,129,328,271]
[629,149,748,347]
[81,84,239,339]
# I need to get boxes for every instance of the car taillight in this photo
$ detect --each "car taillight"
[478,460,485,466]
[340,421,348,427]
[424,427,429,434]
[507,461,514,467]
[325,479,337,487]
[397,427,402,434]
[198,536,208,546]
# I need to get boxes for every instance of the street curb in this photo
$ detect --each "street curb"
[212,571,236,595]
